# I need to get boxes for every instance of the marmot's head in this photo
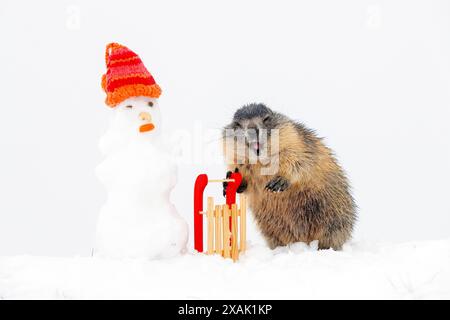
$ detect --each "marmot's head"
[223,103,286,164]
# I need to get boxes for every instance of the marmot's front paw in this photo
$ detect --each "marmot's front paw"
[265,176,290,192]
[223,168,247,196]
[237,180,247,193]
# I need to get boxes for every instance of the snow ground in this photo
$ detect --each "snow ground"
[1,239,449,300]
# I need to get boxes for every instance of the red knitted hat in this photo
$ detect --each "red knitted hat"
[101,43,162,107]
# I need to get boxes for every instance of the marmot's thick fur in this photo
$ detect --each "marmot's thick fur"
[222,103,356,250]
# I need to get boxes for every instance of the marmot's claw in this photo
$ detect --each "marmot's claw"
[265,176,290,192]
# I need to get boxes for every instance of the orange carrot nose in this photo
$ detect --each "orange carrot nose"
[139,112,152,121]
[139,123,155,133]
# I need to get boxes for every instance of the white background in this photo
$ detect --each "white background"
[0,0,449,256]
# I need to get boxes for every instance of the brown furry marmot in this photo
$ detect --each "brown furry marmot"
[222,103,356,250]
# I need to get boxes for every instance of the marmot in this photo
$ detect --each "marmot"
[222,103,356,250]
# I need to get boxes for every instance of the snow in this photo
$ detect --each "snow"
[95,96,188,259]
[1,239,449,299]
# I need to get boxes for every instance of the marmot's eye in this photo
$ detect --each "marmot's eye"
[126,105,133,109]
[263,116,270,123]
[233,122,242,128]
[148,101,154,107]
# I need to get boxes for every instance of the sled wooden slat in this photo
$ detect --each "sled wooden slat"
[239,195,247,253]
[231,204,239,262]
[214,205,222,254]
[208,179,235,183]
[222,204,231,258]
[206,197,214,255]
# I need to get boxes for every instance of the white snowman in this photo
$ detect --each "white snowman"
[94,43,188,259]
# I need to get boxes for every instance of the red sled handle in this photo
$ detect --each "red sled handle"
[225,172,242,208]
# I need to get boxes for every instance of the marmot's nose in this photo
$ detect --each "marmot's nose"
[139,112,152,122]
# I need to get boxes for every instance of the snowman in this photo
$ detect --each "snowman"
[95,43,188,259]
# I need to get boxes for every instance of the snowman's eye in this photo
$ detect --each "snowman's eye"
[125,105,133,109]
[148,101,154,107]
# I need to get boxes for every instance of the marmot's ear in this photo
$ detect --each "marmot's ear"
[263,105,274,115]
